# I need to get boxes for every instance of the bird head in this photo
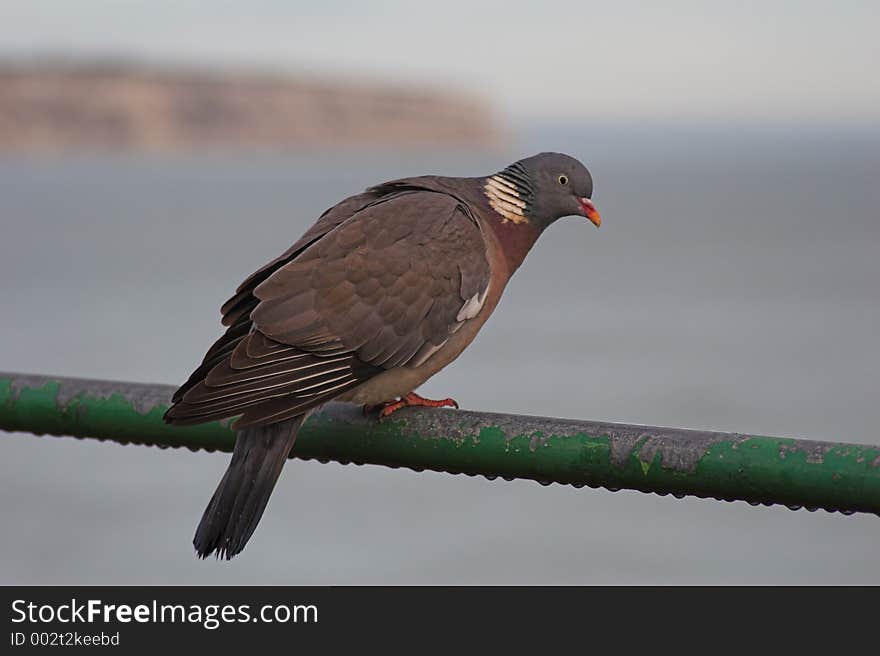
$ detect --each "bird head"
[484,152,601,229]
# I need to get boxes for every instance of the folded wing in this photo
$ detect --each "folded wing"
[164,188,490,429]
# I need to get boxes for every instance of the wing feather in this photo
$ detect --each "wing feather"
[165,184,490,429]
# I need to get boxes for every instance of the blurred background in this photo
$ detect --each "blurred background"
[1,1,879,584]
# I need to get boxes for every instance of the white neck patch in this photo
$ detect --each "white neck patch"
[484,175,529,224]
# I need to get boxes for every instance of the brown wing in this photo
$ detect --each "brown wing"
[220,191,380,328]
[168,191,378,407]
[252,190,490,368]
[165,188,490,429]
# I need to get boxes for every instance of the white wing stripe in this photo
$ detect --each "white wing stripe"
[456,289,487,322]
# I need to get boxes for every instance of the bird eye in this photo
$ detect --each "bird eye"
[557,174,569,186]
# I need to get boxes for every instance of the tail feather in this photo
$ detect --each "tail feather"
[194,414,304,559]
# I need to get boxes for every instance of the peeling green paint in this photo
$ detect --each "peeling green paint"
[2,372,880,516]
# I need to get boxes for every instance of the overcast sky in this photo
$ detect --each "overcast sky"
[1,1,877,125]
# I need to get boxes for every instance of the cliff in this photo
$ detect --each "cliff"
[0,63,499,152]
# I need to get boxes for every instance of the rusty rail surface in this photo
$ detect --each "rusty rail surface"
[2,371,879,516]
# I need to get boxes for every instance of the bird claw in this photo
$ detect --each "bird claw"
[366,392,459,421]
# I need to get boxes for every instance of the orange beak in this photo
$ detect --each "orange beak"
[579,197,601,228]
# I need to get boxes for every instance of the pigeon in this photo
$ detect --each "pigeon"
[164,152,601,559]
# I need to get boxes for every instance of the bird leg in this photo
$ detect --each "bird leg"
[369,392,459,419]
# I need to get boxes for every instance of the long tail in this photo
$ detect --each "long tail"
[194,415,305,559]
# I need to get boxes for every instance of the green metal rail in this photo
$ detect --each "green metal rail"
[2,371,880,516]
